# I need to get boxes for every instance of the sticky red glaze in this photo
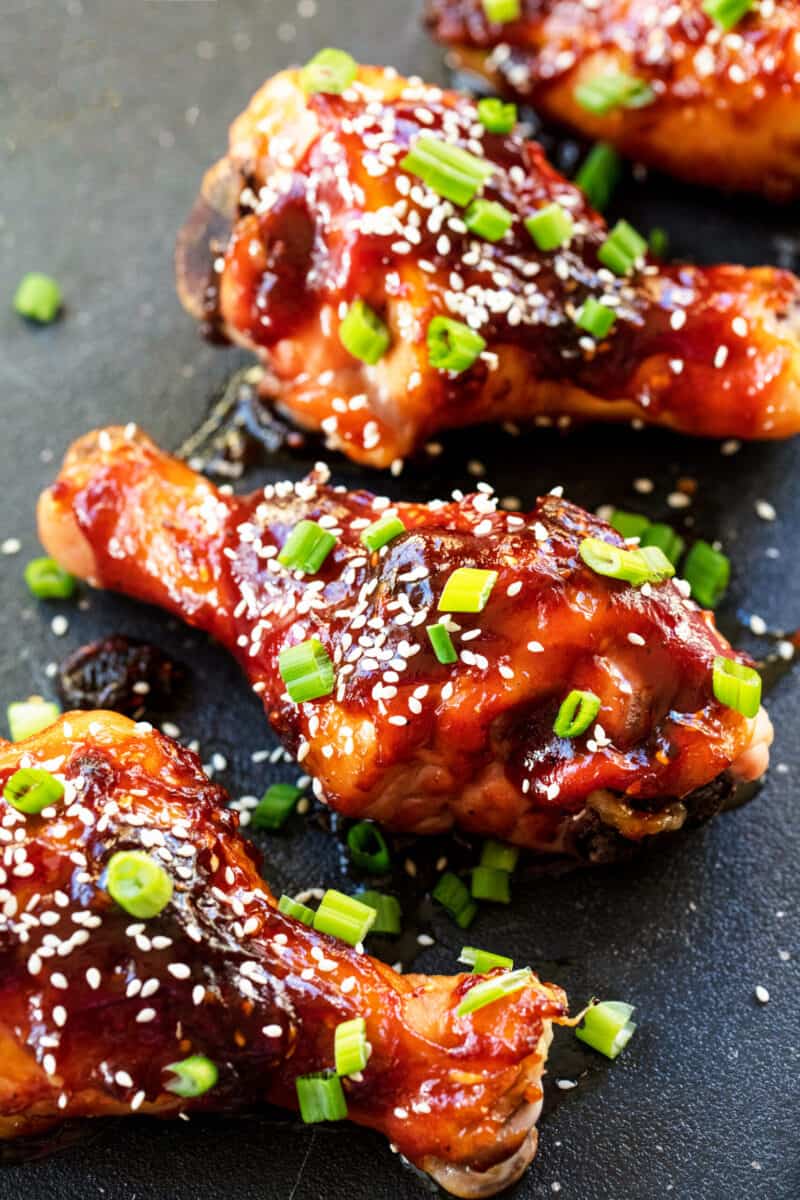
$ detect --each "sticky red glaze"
[0,710,565,1177]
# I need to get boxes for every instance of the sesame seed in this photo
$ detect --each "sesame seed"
[754,985,770,1004]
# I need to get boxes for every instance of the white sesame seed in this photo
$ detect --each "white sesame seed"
[755,500,776,521]
[754,985,770,1004]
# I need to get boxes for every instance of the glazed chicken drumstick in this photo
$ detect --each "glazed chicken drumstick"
[39,426,772,862]
[175,60,800,469]
[427,0,800,201]
[0,710,567,1197]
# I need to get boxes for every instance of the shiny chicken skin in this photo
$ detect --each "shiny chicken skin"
[175,63,800,469]
[427,0,800,201]
[38,426,772,861]
[0,710,568,1198]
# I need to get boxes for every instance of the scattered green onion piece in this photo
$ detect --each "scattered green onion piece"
[476,97,517,134]
[575,297,617,338]
[14,272,62,323]
[683,540,730,609]
[598,219,647,276]
[24,557,76,600]
[164,1055,218,1098]
[480,839,519,873]
[300,48,357,95]
[464,198,514,243]
[7,698,61,742]
[458,946,514,973]
[456,968,532,1017]
[346,821,391,873]
[712,657,762,719]
[471,865,511,903]
[576,1000,637,1059]
[575,71,655,116]
[3,767,64,815]
[579,536,675,585]
[278,894,316,926]
[278,520,336,575]
[279,638,335,703]
[334,1017,369,1076]
[106,850,173,919]
[427,622,458,665]
[339,300,391,365]
[296,1070,348,1123]
[252,782,302,831]
[648,226,669,258]
[427,315,487,372]
[553,689,601,739]
[438,566,498,613]
[401,135,493,207]
[361,515,406,553]
[609,509,650,540]
[575,142,621,211]
[432,872,477,929]
[525,202,574,252]
[702,0,753,32]
[640,522,684,567]
[357,890,402,935]
[313,889,376,945]
[482,0,521,20]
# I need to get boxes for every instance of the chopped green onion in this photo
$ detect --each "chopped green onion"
[480,839,519,873]
[482,0,521,20]
[432,872,477,929]
[278,520,336,574]
[648,227,669,258]
[164,1055,218,1097]
[575,142,621,211]
[300,48,357,95]
[438,566,497,613]
[683,540,730,609]
[457,968,532,1017]
[7,698,61,742]
[3,767,64,815]
[641,522,684,567]
[401,135,493,207]
[278,894,316,925]
[471,865,511,903]
[525,202,574,252]
[279,638,335,703]
[609,509,650,540]
[24,557,76,600]
[712,657,761,719]
[579,536,674,585]
[575,297,617,338]
[476,97,517,134]
[339,300,391,365]
[334,1017,369,1076]
[14,272,62,323]
[598,219,647,276]
[458,946,514,973]
[357,890,402,935]
[313,889,376,945]
[702,0,753,32]
[427,315,487,372]
[346,821,391,873]
[576,1000,636,1059]
[575,72,655,116]
[296,1070,348,1123]
[427,622,458,665]
[464,197,514,242]
[106,850,173,919]
[252,782,302,831]
[553,689,601,738]
[361,515,406,553]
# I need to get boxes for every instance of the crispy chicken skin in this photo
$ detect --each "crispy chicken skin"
[175,64,800,469]
[38,427,772,860]
[0,710,567,1197]
[426,0,800,201]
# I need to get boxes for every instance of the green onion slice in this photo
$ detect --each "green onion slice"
[575,71,655,115]
[480,839,519,873]
[458,946,514,973]
[164,1054,218,1098]
[300,48,357,95]
[427,315,487,373]
[432,872,477,929]
[357,890,402,935]
[278,894,316,926]
[609,509,650,540]
[438,566,497,613]
[361,515,405,553]
[296,1070,348,1123]
[482,0,522,20]
[339,300,390,365]
[554,689,602,738]
[401,135,493,207]
[712,656,761,719]
[3,767,64,815]
[683,540,730,609]
[279,638,335,703]
[346,821,391,873]
[702,0,753,32]
[334,1017,369,1076]
[575,142,621,211]
[525,202,574,252]
[427,622,458,664]
[598,219,647,276]
[457,967,532,1017]
[14,272,62,323]
[252,783,302,831]
[576,1000,637,1059]
[641,522,684,567]
[575,297,617,338]
[471,865,511,904]
[106,850,173,919]
[313,889,376,945]
[476,97,517,134]
[464,198,514,243]
[7,698,61,743]
[24,557,76,600]
[579,536,674,586]
[278,520,336,574]
[648,227,669,258]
